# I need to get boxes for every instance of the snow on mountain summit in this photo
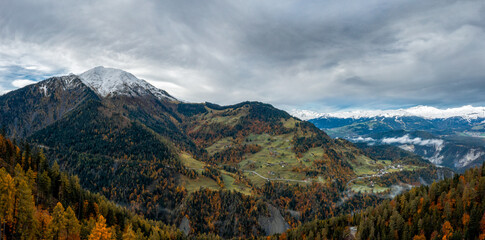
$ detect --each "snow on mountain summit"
[79,66,176,101]
[289,109,324,120]
[292,105,485,120]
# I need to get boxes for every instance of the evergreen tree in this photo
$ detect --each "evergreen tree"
[65,206,80,240]
[0,168,15,240]
[50,202,67,240]
[122,224,136,240]
[14,175,37,239]
[38,170,51,199]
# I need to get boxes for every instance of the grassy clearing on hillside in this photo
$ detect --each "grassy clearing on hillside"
[350,155,384,176]
[351,184,389,193]
[349,155,425,177]
[200,106,249,127]
[403,165,425,171]
[243,171,268,186]
[300,147,326,167]
[180,175,221,193]
[282,118,298,129]
[237,133,311,186]
[205,137,236,155]
[206,132,346,187]
[180,152,206,170]
[220,172,253,195]
[179,152,253,195]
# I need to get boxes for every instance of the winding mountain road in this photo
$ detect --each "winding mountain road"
[243,170,309,183]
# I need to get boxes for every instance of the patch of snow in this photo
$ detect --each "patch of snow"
[422,142,445,165]
[398,144,415,152]
[62,74,79,89]
[79,66,176,101]
[289,109,324,120]
[39,84,48,96]
[456,149,484,168]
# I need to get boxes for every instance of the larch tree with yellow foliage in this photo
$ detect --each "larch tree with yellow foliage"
[65,206,81,240]
[50,202,67,240]
[0,168,15,240]
[88,215,112,240]
[122,224,136,240]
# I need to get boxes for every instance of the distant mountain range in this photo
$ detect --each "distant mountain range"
[292,105,485,120]
[303,107,485,172]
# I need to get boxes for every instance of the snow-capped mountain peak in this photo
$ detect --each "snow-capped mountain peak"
[289,109,324,120]
[292,105,485,120]
[79,66,176,101]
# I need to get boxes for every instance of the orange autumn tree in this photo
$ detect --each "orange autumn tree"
[413,233,426,240]
[442,221,453,240]
[88,215,112,240]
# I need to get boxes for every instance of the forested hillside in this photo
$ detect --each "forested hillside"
[0,68,456,238]
[274,163,485,240]
[0,133,188,239]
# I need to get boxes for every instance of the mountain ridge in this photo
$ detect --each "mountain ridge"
[0,74,99,138]
[293,105,485,120]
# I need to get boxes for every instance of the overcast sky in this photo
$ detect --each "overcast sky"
[1,0,484,112]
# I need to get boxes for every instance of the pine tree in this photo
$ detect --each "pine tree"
[0,168,15,240]
[65,206,80,240]
[88,215,112,240]
[14,175,37,239]
[38,171,51,199]
[50,202,67,240]
[122,224,136,240]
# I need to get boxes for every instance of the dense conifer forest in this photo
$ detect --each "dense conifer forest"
[0,133,188,239]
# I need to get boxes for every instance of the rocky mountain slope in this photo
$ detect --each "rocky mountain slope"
[0,74,98,138]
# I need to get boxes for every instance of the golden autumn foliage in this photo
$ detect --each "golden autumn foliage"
[88,215,112,240]
[276,163,485,240]
[0,133,183,240]
[441,221,453,240]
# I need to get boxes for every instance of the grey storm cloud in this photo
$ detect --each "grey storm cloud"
[0,0,484,111]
